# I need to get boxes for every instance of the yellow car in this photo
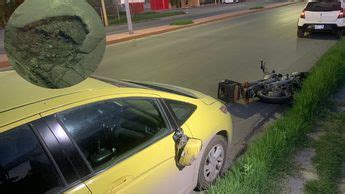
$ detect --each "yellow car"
[0,71,232,194]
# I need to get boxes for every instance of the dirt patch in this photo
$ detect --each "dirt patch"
[341,164,345,193]
[280,86,345,193]
[281,148,319,194]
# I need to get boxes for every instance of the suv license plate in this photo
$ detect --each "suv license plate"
[314,25,324,30]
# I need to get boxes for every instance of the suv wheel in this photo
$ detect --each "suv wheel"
[297,27,305,38]
[197,135,227,190]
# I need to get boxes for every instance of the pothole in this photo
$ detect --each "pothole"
[6,16,89,88]
[4,0,106,89]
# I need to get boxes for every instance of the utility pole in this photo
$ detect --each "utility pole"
[124,0,133,34]
[100,0,109,26]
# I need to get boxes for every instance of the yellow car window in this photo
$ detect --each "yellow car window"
[56,98,170,172]
[0,124,64,193]
[165,99,196,126]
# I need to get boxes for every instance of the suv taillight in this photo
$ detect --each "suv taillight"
[300,10,305,19]
[338,8,344,18]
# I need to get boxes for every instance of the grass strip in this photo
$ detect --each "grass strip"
[249,5,265,10]
[209,38,345,194]
[170,19,193,25]
[110,11,185,25]
[305,113,345,193]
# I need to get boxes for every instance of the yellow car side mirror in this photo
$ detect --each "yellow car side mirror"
[178,138,202,166]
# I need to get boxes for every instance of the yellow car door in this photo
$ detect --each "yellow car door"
[57,97,198,194]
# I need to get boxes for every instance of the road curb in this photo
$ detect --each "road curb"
[0,2,296,69]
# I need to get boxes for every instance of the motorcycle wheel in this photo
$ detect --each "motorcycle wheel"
[256,89,292,104]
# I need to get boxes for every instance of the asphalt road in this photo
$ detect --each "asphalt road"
[95,3,338,159]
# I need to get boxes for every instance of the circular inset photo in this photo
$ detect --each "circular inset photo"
[5,0,106,89]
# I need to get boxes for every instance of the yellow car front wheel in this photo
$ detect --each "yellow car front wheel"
[197,135,227,189]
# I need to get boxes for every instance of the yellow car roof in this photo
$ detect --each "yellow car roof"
[0,71,117,113]
[0,71,150,131]
[0,71,202,132]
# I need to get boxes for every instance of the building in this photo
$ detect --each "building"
[150,0,170,10]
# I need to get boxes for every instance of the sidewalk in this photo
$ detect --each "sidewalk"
[0,0,294,69]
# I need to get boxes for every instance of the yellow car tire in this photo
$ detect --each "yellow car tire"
[196,135,227,190]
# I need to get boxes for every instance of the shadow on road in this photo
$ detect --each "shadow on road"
[305,32,340,40]
[227,101,283,120]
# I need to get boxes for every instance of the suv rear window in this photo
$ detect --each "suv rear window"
[306,2,341,12]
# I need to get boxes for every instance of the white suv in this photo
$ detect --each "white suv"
[297,0,344,38]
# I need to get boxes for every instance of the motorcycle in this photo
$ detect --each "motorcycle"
[218,60,308,104]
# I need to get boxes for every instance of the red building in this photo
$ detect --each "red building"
[150,0,170,10]
[121,0,145,14]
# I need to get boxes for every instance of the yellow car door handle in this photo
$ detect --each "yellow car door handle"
[111,176,133,193]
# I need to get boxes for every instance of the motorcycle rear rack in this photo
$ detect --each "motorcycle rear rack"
[218,79,254,104]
